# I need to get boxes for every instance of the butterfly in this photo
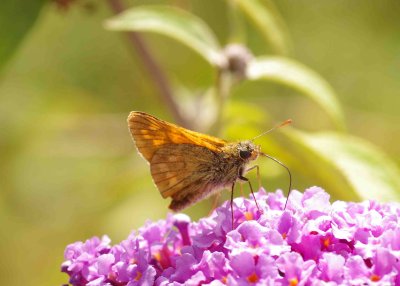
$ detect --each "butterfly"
[128,111,291,227]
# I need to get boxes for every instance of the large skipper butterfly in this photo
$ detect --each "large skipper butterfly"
[128,111,291,227]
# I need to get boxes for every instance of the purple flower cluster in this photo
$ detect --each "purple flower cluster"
[62,187,400,285]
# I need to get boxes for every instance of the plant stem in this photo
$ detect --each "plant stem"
[106,0,191,128]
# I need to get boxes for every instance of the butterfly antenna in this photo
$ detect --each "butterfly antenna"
[260,153,292,209]
[251,119,292,141]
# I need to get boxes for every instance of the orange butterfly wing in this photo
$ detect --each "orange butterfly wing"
[150,144,218,210]
[128,111,226,161]
[128,112,227,208]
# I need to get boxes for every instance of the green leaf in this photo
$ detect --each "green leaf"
[105,5,222,66]
[280,129,400,202]
[232,0,291,55]
[0,0,47,73]
[247,56,346,130]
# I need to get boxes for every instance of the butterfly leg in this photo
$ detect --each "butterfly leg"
[246,165,261,189]
[238,175,261,212]
[231,182,235,230]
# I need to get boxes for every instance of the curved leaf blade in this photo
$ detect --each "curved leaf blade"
[280,129,400,202]
[247,56,345,130]
[105,5,223,66]
[233,0,291,55]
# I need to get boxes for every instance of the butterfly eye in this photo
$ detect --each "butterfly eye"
[239,150,252,160]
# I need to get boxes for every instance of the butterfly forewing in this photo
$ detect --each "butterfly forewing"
[128,112,227,210]
[128,112,226,161]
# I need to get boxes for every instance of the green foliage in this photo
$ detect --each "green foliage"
[105,4,400,201]
[105,5,222,65]
[230,0,291,54]
[0,0,47,72]
[280,130,400,201]
[247,56,345,129]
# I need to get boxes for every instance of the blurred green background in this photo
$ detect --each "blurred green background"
[0,0,399,285]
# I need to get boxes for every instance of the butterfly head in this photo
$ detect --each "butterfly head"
[238,140,260,162]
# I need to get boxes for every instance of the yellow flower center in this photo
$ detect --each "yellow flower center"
[135,271,142,281]
[244,211,254,221]
[134,271,142,281]
[370,274,380,282]
[154,252,161,262]
[247,272,259,283]
[323,237,331,248]
[289,277,299,286]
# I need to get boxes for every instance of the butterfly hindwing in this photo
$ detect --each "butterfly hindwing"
[150,144,217,210]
